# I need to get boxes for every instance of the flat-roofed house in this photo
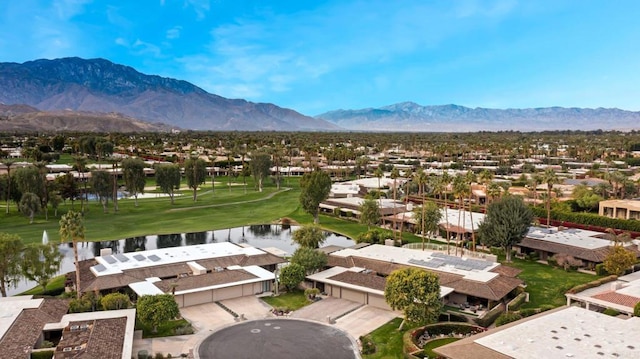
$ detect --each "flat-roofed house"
[310,244,522,311]
[599,199,640,220]
[75,242,285,308]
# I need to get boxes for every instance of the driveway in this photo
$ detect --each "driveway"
[290,297,363,322]
[219,295,274,320]
[336,306,399,339]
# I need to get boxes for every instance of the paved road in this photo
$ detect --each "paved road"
[198,319,360,359]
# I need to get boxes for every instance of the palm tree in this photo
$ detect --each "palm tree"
[73,156,88,213]
[2,159,16,214]
[59,210,85,299]
[398,168,413,237]
[440,172,452,254]
[390,166,401,242]
[486,182,503,204]
[374,167,384,191]
[465,171,477,252]
[542,168,559,228]
[478,169,494,211]
[452,174,469,256]
[528,172,542,207]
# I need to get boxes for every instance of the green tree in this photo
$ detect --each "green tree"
[384,267,442,329]
[356,228,392,244]
[56,173,78,208]
[634,301,640,317]
[101,292,132,310]
[603,245,636,276]
[250,152,272,192]
[155,164,181,204]
[137,294,180,333]
[184,157,207,201]
[291,225,326,249]
[19,192,41,224]
[0,233,24,297]
[14,165,43,197]
[122,157,146,206]
[91,170,112,213]
[413,201,442,250]
[572,184,603,212]
[359,198,380,229]
[478,195,533,262]
[299,170,331,224]
[279,263,306,291]
[2,159,16,214]
[290,247,327,275]
[59,210,85,298]
[21,243,63,292]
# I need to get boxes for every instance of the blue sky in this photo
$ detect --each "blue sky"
[1,0,639,115]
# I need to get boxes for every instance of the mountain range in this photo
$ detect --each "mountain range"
[1,57,639,132]
[316,102,640,132]
[0,57,337,131]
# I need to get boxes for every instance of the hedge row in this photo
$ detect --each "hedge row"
[566,275,618,294]
[530,207,640,233]
[506,292,527,311]
[474,303,505,328]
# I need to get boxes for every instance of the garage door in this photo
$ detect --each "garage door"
[184,290,213,307]
[341,288,366,304]
[214,285,243,301]
[368,294,391,310]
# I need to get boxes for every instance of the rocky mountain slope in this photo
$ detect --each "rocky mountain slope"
[0,104,174,132]
[316,102,640,132]
[0,57,338,131]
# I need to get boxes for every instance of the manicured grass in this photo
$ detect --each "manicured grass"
[422,337,460,357]
[362,317,416,359]
[20,275,66,296]
[260,290,310,311]
[135,318,193,338]
[505,259,597,309]
[0,177,304,244]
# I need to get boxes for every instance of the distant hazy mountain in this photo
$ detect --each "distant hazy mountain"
[0,57,338,131]
[316,102,640,132]
[0,104,173,132]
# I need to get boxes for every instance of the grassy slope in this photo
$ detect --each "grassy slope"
[0,177,303,244]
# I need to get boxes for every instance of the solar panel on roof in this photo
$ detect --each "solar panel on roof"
[102,255,116,264]
[455,264,472,271]
[148,254,161,262]
[133,254,146,261]
[93,264,106,272]
[114,254,129,262]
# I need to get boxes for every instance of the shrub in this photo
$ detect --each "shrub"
[518,308,539,318]
[304,288,321,300]
[360,335,376,355]
[332,207,341,216]
[174,324,194,335]
[39,340,54,349]
[603,308,620,316]
[506,293,527,311]
[634,302,640,317]
[595,263,609,276]
[475,304,504,328]
[154,353,165,359]
[495,312,523,327]
[31,351,54,359]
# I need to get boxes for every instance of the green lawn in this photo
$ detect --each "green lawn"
[422,337,460,357]
[0,177,304,244]
[260,290,310,311]
[19,275,66,296]
[362,318,415,359]
[505,259,597,308]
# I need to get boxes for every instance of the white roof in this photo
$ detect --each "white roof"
[174,265,274,295]
[0,296,43,340]
[91,242,266,277]
[440,209,485,232]
[475,306,640,359]
[129,280,164,296]
[526,226,612,250]
[331,244,500,283]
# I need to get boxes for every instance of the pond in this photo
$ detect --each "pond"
[7,225,354,296]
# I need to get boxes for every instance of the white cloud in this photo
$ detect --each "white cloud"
[52,0,91,20]
[133,39,162,57]
[166,26,182,39]
[114,37,129,46]
[184,0,210,20]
